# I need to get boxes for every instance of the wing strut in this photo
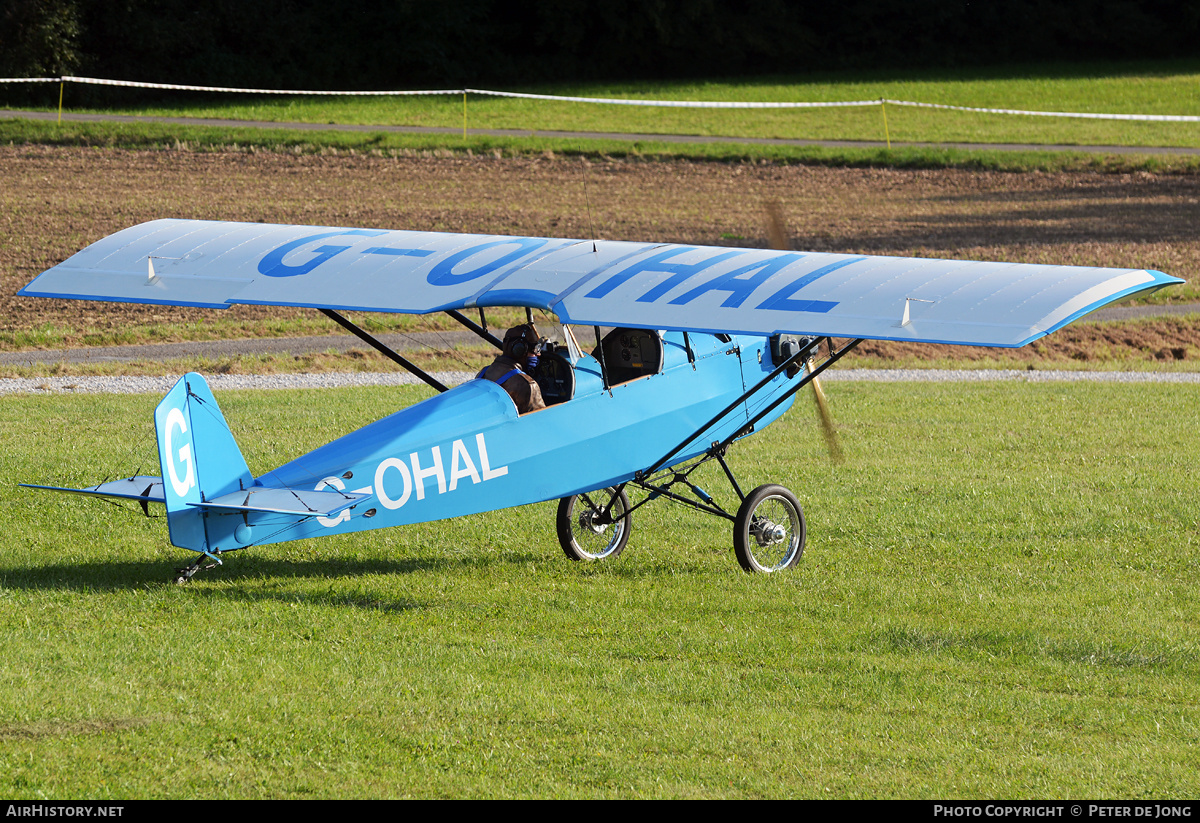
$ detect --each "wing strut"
[717,337,863,454]
[446,309,504,349]
[319,309,450,393]
[600,337,865,530]
[638,336,863,481]
[593,326,612,393]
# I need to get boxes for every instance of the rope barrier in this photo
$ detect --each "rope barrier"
[61,76,460,96]
[883,98,1200,123]
[463,87,880,108]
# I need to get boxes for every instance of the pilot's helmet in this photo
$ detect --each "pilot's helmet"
[502,323,540,359]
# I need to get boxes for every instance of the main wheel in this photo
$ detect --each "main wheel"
[556,487,632,561]
[733,484,805,573]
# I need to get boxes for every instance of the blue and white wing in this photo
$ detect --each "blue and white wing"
[20,219,1182,347]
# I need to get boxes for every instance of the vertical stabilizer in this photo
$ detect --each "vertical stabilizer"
[154,373,252,551]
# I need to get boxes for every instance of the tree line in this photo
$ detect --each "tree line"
[3,0,1198,93]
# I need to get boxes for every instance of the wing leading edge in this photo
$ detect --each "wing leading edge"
[20,218,1183,348]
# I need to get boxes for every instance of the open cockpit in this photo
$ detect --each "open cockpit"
[530,326,666,406]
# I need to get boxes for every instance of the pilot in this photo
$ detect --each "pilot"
[480,323,547,414]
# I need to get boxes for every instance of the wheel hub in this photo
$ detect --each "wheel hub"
[580,510,610,535]
[752,517,786,546]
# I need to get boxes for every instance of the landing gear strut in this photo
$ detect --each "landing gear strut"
[556,448,805,573]
[552,335,858,573]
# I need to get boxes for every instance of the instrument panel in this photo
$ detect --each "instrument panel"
[601,328,664,385]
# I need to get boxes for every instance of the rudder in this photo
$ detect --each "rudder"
[154,372,252,551]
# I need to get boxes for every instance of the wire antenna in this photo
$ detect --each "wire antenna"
[583,172,598,253]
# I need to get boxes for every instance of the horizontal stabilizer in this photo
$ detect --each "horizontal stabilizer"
[21,475,165,506]
[191,487,369,517]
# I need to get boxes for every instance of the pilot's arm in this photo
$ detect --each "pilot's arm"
[482,357,546,414]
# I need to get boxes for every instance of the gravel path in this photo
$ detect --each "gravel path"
[4,368,1198,396]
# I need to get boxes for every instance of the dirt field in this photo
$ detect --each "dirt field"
[4,145,1200,365]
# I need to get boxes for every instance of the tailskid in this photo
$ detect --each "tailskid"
[174,551,223,585]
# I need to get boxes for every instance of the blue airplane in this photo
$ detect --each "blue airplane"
[17,220,1183,582]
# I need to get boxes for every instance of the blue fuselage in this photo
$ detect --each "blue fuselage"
[199,332,797,552]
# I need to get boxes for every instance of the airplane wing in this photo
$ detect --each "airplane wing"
[20,219,1183,347]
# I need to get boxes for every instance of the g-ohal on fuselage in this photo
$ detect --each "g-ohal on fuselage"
[188,330,794,554]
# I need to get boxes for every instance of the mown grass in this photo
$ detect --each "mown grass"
[0,381,1196,797]
[6,59,1200,172]
[0,347,495,380]
[0,311,530,355]
[12,117,1188,174]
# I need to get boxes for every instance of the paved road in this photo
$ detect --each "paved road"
[5,108,1200,155]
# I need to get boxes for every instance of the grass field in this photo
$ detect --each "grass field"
[2,66,1198,797]
[1,381,1196,798]
[6,59,1200,172]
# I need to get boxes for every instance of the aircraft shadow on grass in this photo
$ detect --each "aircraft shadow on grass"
[2,552,537,594]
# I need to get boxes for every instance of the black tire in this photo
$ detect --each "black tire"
[733,484,805,573]
[556,487,632,561]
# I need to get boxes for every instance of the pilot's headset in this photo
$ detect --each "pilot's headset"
[503,324,542,369]
[503,323,535,355]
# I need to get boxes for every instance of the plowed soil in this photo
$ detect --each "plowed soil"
[4,145,1199,365]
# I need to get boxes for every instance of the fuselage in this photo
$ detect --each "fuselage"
[199,332,798,552]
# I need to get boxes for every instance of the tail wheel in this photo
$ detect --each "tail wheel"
[733,484,805,573]
[556,487,632,561]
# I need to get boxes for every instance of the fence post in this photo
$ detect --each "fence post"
[58,79,64,123]
[880,98,890,148]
